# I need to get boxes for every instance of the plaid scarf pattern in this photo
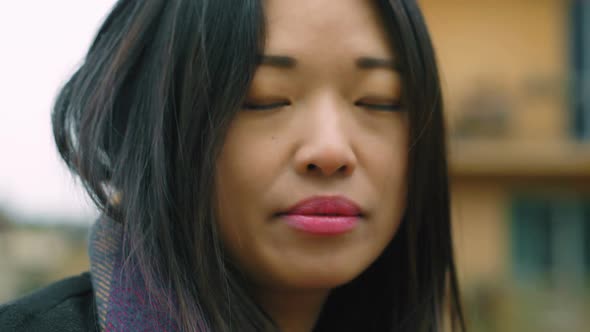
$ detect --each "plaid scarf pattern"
[88,216,209,331]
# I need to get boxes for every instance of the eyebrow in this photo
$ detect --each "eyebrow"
[355,56,399,71]
[257,55,297,68]
[257,54,400,71]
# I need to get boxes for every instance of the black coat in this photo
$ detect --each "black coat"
[0,272,98,332]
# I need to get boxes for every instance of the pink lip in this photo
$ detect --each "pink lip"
[279,196,362,235]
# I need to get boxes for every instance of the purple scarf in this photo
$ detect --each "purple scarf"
[88,216,210,331]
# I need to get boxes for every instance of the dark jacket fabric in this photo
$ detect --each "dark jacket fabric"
[0,272,98,332]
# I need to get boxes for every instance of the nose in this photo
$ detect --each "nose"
[293,102,357,177]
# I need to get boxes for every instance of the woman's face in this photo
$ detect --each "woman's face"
[215,0,408,292]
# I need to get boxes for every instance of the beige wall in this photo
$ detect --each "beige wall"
[451,180,509,286]
[421,0,569,140]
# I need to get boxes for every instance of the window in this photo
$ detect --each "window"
[511,198,553,280]
[511,196,590,285]
[585,204,590,274]
[571,0,590,140]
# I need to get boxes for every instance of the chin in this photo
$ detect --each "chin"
[275,259,370,291]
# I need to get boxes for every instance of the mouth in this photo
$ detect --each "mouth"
[276,195,363,235]
[281,195,363,216]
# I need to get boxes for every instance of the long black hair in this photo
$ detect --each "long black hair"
[52,0,465,331]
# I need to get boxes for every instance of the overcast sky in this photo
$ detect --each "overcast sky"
[0,1,117,223]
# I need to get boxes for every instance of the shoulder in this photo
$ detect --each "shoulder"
[0,272,98,332]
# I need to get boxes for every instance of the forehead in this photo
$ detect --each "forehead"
[263,0,394,58]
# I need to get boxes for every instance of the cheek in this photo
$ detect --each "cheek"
[216,113,288,197]
[376,145,407,202]
[214,117,283,253]
[215,128,259,231]
[215,142,256,270]
[362,117,409,201]
[363,118,409,238]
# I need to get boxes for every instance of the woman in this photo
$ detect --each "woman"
[0,0,465,331]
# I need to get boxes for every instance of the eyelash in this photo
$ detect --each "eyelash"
[242,101,403,111]
[354,101,402,111]
[242,101,291,111]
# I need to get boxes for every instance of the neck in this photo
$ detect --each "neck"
[255,287,330,332]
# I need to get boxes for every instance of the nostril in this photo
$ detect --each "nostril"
[306,163,349,174]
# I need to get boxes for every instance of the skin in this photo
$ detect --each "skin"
[215,0,408,330]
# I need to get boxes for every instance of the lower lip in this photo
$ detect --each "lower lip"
[281,214,360,235]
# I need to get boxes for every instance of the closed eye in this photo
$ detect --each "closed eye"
[242,100,402,111]
[242,101,291,111]
[355,100,403,111]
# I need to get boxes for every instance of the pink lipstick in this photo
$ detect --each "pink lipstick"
[279,196,362,235]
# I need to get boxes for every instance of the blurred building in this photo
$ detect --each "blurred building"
[421,0,590,331]
[0,212,89,303]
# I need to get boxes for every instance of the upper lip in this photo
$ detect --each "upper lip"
[280,195,363,216]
